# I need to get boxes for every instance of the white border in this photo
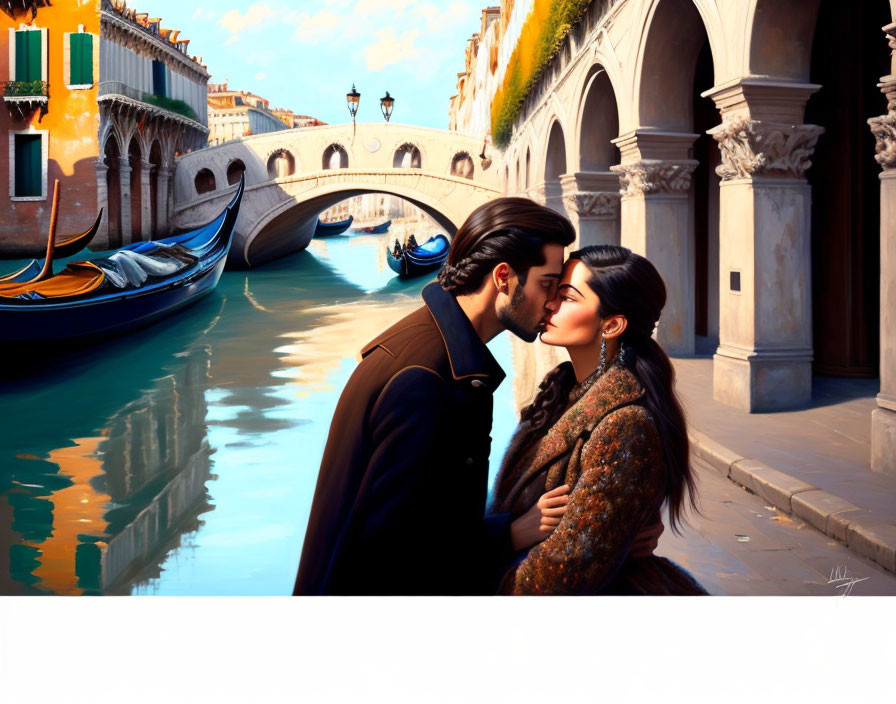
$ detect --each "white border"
[8,128,49,201]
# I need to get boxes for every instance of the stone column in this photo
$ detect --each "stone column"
[705,79,822,412]
[118,156,132,245]
[560,171,621,249]
[156,166,173,236]
[140,159,153,240]
[869,22,896,475]
[94,159,110,249]
[611,131,699,355]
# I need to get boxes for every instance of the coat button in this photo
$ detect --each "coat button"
[471,379,486,388]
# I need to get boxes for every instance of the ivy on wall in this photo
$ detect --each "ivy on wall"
[490,0,591,149]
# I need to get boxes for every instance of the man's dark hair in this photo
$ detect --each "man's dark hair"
[437,197,576,294]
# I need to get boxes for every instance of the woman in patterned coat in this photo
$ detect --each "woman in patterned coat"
[491,245,706,595]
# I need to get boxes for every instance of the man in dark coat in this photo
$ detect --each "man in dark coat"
[294,197,576,595]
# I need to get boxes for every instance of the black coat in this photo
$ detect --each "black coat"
[294,283,512,595]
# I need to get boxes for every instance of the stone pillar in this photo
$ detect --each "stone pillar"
[140,159,153,240]
[705,79,822,412]
[156,166,173,236]
[869,22,896,475]
[527,183,546,207]
[611,131,699,355]
[560,171,621,249]
[94,159,110,249]
[118,156,132,244]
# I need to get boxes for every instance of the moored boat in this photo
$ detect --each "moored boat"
[0,176,244,344]
[315,215,354,237]
[386,234,450,278]
[353,219,391,234]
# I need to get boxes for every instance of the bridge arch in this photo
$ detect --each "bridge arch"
[172,123,502,267]
[323,143,349,169]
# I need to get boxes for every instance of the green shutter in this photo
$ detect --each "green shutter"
[71,33,93,85]
[14,135,42,198]
[15,30,42,83]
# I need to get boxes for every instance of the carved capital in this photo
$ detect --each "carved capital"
[610,160,697,197]
[562,190,620,217]
[869,113,896,170]
[708,117,824,180]
[527,184,546,205]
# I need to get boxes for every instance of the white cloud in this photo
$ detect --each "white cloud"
[291,10,344,45]
[224,35,240,46]
[254,72,267,80]
[218,3,276,36]
[363,28,420,72]
[354,0,416,17]
[192,8,216,20]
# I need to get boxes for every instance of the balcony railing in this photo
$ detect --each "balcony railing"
[2,80,49,99]
[98,81,206,128]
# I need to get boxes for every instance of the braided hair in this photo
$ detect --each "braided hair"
[437,197,575,294]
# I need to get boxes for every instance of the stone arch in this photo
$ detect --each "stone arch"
[393,143,422,168]
[504,163,510,193]
[635,0,717,131]
[267,149,296,179]
[241,180,477,267]
[576,66,620,171]
[127,136,142,241]
[450,151,474,179]
[227,158,246,186]
[747,0,822,82]
[543,120,567,185]
[149,139,162,234]
[103,133,122,248]
[194,168,216,195]
[323,143,349,169]
[524,147,531,190]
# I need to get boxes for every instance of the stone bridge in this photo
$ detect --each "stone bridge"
[171,123,502,267]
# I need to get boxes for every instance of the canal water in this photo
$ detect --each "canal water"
[0,221,520,595]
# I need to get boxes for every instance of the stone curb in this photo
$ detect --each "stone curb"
[688,429,896,575]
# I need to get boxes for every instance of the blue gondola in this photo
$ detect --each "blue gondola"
[0,176,244,344]
[315,215,353,237]
[387,234,450,278]
[353,219,391,234]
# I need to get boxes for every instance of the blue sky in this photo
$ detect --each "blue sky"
[143,0,484,128]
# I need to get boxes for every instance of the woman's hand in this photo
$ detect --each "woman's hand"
[629,518,664,558]
[510,485,570,550]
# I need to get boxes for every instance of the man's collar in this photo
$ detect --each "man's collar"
[421,282,505,391]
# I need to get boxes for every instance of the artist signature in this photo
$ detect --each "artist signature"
[828,565,870,596]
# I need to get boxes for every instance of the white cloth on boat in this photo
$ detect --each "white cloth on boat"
[94,249,192,289]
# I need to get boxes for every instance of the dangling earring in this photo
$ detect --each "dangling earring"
[598,335,607,376]
[617,343,627,368]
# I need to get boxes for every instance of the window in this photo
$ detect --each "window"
[9,131,47,200]
[66,30,94,88]
[14,29,43,82]
[152,60,166,98]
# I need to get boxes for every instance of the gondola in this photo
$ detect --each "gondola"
[386,234,450,278]
[314,215,353,237]
[0,176,244,344]
[0,207,103,285]
[353,219,391,234]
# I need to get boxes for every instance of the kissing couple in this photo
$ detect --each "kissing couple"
[294,197,706,596]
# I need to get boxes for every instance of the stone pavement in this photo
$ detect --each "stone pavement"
[671,352,896,577]
[656,456,896,595]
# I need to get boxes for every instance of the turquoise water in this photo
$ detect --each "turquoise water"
[0,227,517,595]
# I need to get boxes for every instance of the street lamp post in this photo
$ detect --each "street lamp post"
[380,91,395,122]
[346,83,360,136]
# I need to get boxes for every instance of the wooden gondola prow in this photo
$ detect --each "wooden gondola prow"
[35,179,60,282]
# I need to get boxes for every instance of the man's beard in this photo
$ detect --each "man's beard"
[498,282,540,343]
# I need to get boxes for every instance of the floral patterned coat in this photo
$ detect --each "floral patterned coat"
[493,364,698,595]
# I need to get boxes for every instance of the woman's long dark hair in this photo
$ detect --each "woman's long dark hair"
[517,244,697,533]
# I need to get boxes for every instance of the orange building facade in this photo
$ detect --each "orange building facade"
[0,0,209,255]
[0,0,101,256]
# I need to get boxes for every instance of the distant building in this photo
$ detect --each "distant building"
[207,83,325,146]
[0,0,210,254]
[448,6,502,136]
